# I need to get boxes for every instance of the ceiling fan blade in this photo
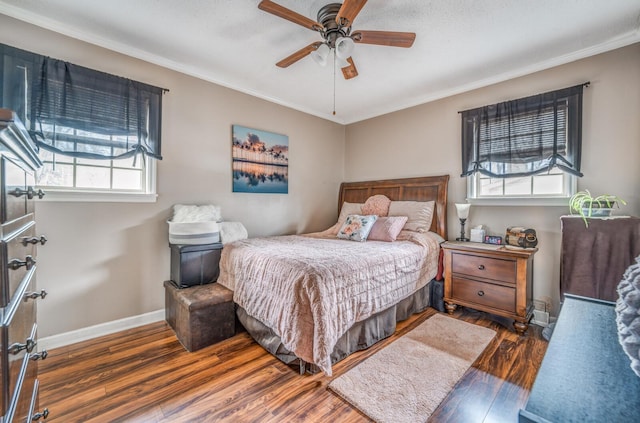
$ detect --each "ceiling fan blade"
[336,0,368,27]
[341,57,358,80]
[259,0,323,31]
[276,42,323,68]
[352,30,416,48]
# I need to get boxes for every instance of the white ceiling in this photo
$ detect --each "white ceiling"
[1,0,639,124]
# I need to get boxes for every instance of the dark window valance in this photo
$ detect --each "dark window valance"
[0,43,165,160]
[460,83,586,178]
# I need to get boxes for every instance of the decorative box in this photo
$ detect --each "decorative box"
[170,242,223,288]
[168,220,220,245]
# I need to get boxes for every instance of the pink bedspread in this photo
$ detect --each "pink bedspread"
[217,231,441,375]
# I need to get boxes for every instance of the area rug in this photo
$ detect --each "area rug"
[328,314,496,423]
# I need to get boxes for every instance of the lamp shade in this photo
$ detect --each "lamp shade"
[335,36,355,59]
[311,43,330,66]
[455,203,471,219]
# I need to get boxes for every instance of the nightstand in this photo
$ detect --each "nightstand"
[442,241,537,335]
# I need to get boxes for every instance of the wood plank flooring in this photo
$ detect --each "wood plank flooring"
[38,307,548,422]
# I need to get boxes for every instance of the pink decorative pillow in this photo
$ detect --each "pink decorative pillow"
[367,216,408,242]
[362,195,391,216]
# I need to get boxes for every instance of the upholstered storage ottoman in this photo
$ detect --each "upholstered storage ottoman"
[164,281,235,351]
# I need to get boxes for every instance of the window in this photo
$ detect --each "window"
[461,83,586,203]
[35,124,155,198]
[468,168,576,205]
[0,43,164,201]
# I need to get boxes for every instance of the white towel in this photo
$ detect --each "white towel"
[219,222,248,244]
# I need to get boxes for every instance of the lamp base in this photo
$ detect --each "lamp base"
[457,218,469,242]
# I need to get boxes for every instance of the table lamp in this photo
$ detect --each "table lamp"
[455,203,471,241]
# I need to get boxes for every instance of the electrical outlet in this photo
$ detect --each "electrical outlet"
[532,309,550,327]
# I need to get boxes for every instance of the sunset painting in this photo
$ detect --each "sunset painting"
[232,125,289,194]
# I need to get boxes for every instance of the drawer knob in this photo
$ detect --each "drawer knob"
[24,289,48,301]
[8,255,36,270]
[8,338,36,355]
[477,290,485,297]
[32,408,49,421]
[22,235,48,246]
[9,186,45,200]
[30,350,48,361]
[478,264,485,270]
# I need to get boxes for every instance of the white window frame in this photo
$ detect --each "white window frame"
[35,158,157,203]
[467,171,576,207]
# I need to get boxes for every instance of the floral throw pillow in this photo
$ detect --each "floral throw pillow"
[337,214,378,242]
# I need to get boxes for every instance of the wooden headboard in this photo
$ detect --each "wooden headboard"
[338,175,450,239]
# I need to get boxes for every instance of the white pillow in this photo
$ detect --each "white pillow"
[330,202,363,234]
[388,200,435,232]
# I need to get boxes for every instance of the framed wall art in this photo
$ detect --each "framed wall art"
[231,125,289,194]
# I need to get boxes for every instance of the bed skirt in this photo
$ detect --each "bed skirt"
[236,279,435,373]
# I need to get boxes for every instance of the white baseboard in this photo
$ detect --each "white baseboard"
[39,309,165,351]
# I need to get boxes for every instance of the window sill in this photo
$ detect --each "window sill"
[467,197,570,207]
[36,189,158,203]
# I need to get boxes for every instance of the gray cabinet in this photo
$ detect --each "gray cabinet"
[0,109,48,422]
[560,215,640,301]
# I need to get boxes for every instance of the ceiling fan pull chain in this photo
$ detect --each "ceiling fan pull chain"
[333,51,336,115]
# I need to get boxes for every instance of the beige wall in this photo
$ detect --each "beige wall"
[0,15,346,337]
[345,43,640,313]
[2,14,638,338]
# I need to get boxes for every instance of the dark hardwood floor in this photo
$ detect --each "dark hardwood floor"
[38,307,548,422]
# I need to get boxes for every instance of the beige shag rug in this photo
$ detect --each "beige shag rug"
[328,314,496,423]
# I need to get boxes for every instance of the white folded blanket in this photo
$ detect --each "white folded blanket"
[219,222,248,244]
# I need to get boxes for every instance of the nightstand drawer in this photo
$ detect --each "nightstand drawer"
[451,252,516,283]
[451,276,516,313]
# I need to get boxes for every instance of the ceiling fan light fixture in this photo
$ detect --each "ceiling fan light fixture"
[311,43,330,66]
[335,36,355,59]
[259,0,416,78]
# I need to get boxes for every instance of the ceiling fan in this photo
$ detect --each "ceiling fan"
[258,0,416,79]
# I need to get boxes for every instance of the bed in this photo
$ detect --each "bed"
[218,175,449,375]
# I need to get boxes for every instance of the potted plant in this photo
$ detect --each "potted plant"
[569,189,627,226]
